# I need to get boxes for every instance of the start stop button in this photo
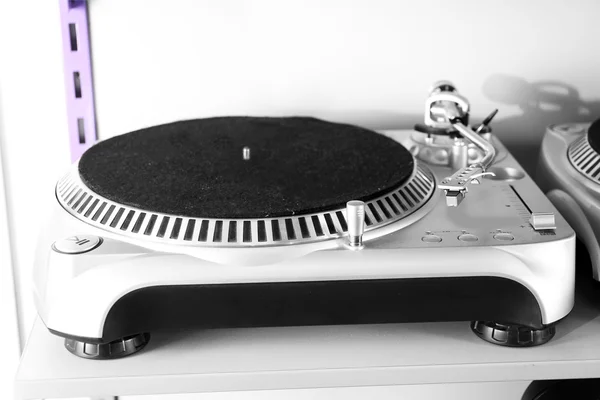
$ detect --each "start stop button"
[52,235,102,254]
[493,232,515,242]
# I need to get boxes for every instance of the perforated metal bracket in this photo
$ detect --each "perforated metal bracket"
[56,163,436,248]
[59,0,98,162]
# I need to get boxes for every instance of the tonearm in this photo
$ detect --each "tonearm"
[424,81,498,207]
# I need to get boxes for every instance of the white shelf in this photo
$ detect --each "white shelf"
[15,275,600,400]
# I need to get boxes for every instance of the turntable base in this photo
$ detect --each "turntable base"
[15,274,600,399]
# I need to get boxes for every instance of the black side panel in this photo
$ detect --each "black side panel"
[52,277,544,344]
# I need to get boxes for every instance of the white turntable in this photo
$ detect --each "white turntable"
[33,82,575,359]
[537,120,600,281]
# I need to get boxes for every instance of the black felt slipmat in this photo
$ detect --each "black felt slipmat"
[588,118,600,154]
[78,117,414,219]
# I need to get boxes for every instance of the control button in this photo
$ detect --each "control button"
[493,232,514,241]
[52,235,102,254]
[530,212,556,231]
[422,234,442,243]
[458,233,478,242]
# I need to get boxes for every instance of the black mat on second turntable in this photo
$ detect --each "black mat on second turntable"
[78,117,414,219]
[588,118,600,154]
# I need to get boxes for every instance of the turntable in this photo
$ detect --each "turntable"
[33,82,575,359]
[537,119,600,280]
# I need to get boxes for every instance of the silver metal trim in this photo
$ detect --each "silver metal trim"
[56,162,435,248]
[568,135,600,184]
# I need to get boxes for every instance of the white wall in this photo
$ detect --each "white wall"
[89,0,600,172]
[0,121,21,400]
[0,1,599,397]
[0,0,71,361]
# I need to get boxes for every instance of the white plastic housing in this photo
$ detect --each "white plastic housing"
[34,129,576,340]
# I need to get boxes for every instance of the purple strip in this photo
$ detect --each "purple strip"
[59,0,97,162]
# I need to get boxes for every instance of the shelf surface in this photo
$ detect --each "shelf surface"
[15,267,600,399]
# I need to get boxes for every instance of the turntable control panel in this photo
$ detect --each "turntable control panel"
[372,129,571,249]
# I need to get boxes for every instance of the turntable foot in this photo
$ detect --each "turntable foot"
[64,333,150,359]
[470,321,555,347]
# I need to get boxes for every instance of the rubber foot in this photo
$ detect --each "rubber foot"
[65,333,150,359]
[471,321,555,347]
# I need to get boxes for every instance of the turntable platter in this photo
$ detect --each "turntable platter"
[567,119,600,183]
[59,117,434,247]
[78,117,414,219]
